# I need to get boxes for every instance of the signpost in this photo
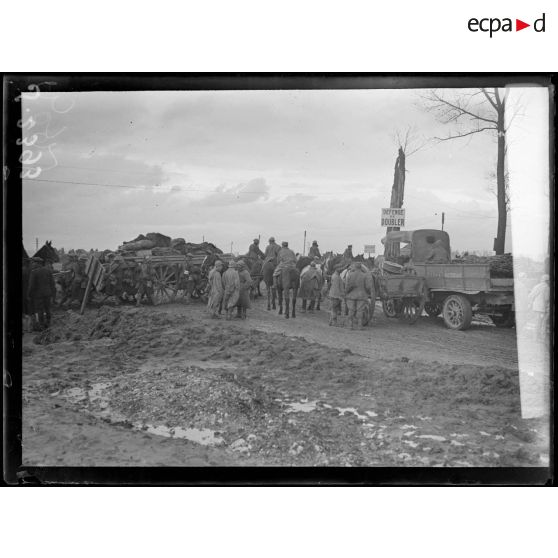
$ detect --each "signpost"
[381,208,406,227]
[364,244,376,255]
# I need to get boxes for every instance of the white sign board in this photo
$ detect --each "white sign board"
[381,208,405,227]
[364,244,375,254]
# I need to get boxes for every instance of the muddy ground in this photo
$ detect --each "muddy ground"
[21,296,550,467]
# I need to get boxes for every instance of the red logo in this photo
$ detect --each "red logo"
[516,19,530,31]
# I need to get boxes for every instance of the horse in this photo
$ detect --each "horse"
[298,263,324,313]
[275,266,300,319]
[33,240,60,266]
[262,257,278,310]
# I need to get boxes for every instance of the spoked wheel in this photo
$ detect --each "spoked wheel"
[382,298,401,318]
[424,302,442,318]
[442,294,473,330]
[151,264,178,305]
[398,297,424,324]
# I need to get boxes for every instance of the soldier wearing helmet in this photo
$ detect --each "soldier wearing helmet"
[248,238,264,260]
[264,236,281,263]
[308,240,321,259]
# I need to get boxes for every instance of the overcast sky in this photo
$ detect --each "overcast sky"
[21,87,548,257]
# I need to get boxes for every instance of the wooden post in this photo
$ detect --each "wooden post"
[80,273,93,315]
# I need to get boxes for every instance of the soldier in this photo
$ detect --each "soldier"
[308,240,321,259]
[222,261,240,320]
[27,256,56,330]
[273,241,297,286]
[264,236,281,262]
[236,260,252,319]
[136,259,154,306]
[343,244,354,260]
[345,262,373,330]
[248,238,264,260]
[328,264,345,326]
[206,260,224,318]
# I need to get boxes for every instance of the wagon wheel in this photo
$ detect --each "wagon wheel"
[382,298,401,318]
[151,264,178,305]
[398,297,424,324]
[424,302,442,318]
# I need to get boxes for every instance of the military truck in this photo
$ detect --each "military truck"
[382,229,515,330]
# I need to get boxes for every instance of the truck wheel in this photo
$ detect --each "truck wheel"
[442,295,473,330]
[491,311,515,328]
[424,302,441,318]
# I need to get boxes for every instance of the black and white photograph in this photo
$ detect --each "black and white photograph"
[6,75,552,476]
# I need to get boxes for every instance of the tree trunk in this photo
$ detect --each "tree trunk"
[495,112,507,255]
[385,147,406,259]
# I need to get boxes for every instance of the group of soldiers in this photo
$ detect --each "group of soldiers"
[207,259,252,320]
[206,235,367,327]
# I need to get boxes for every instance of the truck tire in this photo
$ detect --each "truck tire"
[442,294,473,330]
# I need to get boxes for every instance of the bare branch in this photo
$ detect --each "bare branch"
[426,90,499,125]
[434,126,497,141]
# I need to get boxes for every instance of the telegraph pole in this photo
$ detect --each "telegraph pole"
[441,212,445,231]
[35,237,39,251]
[303,230,307,256]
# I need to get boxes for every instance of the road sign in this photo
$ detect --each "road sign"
[381,208,405,227]
[364,244,376,254]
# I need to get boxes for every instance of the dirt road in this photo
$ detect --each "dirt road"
[21,297,548,469]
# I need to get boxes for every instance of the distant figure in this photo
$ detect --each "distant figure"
[528,274,550,339]
[236,260,252,319]
[308,240,321,259]
[343,244,354,260]
[206,260,224,318]
[27,256,56,330]
[328,264,345,326]
[345,262,373,330]
[264,236,281,262]
[222,261,240,320]
[247,238,264,260]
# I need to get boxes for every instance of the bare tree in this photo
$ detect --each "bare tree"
[384,127,429,260]
[421,88,511,254]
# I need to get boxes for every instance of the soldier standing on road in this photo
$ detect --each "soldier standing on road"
[345,262,373,330]
[263,236,281,262]
[236,260,252,319]
[247,238,265,260]
[207,260,224,318]
[27,256,56,330]
[308,240,321,259]
[328,264,345,326]
[222,261,240,320]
